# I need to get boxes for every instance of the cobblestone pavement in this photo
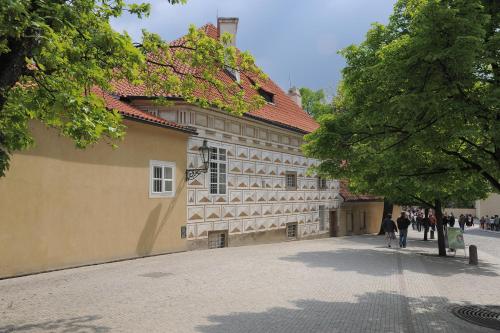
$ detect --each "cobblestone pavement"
[1,229,499,333]
[462,226,500,259]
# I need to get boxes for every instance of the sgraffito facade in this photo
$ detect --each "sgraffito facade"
[128,101,342,249]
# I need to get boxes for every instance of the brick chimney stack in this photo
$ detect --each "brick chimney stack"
[217,17,239,47]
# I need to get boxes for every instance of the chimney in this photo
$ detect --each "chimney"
[288,86,302,107]
[217,17,239,47]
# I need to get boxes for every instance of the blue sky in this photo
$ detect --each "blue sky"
[111,0,396,97]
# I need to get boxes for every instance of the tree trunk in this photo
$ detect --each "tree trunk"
[378,199,393,235]
[435,199,447,256]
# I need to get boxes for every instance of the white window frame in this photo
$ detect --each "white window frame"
[209,146,227,195]
[317,177,327,190]
[149,160,176,198]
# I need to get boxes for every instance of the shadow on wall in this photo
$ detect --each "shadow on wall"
[195,292,476,333]
[279,247,499,277]
[136,179,186,256]
[0,315,109,333]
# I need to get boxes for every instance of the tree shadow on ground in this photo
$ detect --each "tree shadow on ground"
[0,315,109,333]
[342,232,440,250]
[195,291,487,333]
[279,247,499,277]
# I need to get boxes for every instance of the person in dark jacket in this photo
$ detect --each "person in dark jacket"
[416,214,423,232]
[459,214,466,231]
[382,214,398,248]
[423,209,431,241]
[397,212,411,248]
[449,213,455,227]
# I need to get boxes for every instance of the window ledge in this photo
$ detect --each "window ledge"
[149,192,175,199]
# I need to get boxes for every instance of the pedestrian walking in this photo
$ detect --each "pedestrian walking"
[416,214,423,232]
[382,214,398,248]
[459,214,466,232]
[449,213,455,227]
[429,214,436,232]
[397,212,411,248]
[443,214,448,232]
[423,210,430,241]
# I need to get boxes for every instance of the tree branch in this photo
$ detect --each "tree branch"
[441,148,500,192]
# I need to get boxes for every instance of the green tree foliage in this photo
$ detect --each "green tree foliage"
[299,87,333,119]
[304,0,498,255]
[0,0,265,176]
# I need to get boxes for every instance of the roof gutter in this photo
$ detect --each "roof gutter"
[122,114,198,135]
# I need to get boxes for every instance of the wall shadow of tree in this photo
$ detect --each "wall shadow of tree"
[196,292,481,333]
[136,178,186,256]
[279,248,499,277]
[0,315,109,333]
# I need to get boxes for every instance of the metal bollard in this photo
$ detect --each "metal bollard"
[430,230,435,239]
[469,245,478,265]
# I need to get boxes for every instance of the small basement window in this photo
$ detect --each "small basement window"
[208,231,227,249]
[287,223,298,239]
[258,88,274,104]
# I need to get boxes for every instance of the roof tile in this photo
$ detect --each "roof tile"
[92,87,195,133]
[112,23,319,133]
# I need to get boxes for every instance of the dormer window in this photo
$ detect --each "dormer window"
[258,88,274,104]
[225,67,240,83]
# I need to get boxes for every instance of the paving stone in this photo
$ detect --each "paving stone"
[0,229,499,332]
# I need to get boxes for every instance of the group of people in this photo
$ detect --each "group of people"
[381,209,478,249]
[407,209,442,241]
[479,215,500,231]
[382,212,411,248]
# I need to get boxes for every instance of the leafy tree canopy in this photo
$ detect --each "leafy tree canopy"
[304,0,499,255]
[299,87,333,120]
[305,0,499,197]
[0,0,265,176]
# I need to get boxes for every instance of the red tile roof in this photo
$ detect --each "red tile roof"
[339,181,383,202]
[92,87,196,134]
[112,23,319,134]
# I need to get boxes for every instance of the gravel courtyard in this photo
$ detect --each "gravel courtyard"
[1,229,499,333]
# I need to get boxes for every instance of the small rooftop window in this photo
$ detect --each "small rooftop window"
[224,67,240,83]
[258,88,274,104]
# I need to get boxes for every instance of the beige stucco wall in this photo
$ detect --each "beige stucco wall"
[476,193,500,217]
[0,120,189,278]
[443,208,476,217]
[336,201,385,236]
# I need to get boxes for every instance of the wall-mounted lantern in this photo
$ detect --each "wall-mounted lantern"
[185,140,210,181]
